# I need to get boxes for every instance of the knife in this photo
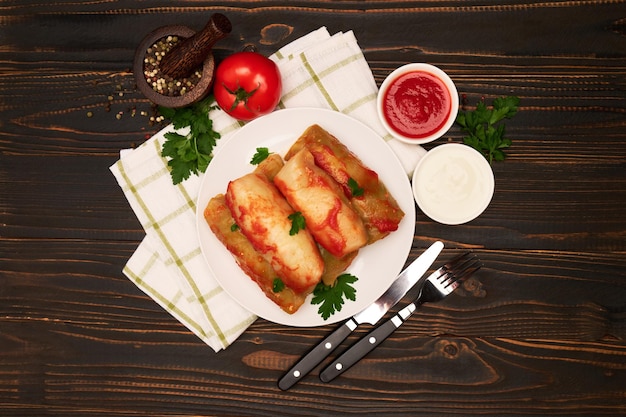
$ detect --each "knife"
[277,240,444,390]
[319,252,481,383]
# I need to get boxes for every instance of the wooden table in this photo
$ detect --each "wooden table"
[2,2,626,416]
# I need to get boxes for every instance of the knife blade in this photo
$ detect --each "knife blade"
[277,240,444,390]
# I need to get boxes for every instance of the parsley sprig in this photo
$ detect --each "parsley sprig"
[288,212,306,235]
[272,278,285,293]
[311,273,358,320]
[456,96,520,163]
[159,96,221,184]
[250,147,270,165]
[347,177,364,197]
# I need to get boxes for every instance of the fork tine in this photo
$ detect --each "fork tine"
[445,251,477,270]
[446,259,481,290]
[431,257,465,285]
[434,252,482,294]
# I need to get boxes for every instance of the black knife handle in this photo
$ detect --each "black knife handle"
[319,318,399,383]
[278,319,357,390]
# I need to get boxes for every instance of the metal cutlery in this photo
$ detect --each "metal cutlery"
[319,251,482,383]
[278,241,444,390]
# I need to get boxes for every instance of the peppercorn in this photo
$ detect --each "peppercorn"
[143,36,202,97]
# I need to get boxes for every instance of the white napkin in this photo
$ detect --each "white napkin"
[110,27,425,352]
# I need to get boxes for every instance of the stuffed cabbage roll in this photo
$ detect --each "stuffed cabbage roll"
[285,124,404,244]
[253,152,283,181]
[203,194,307,314]
[274,148,368,258]
[225,172,324,294]
[319,248,359,287]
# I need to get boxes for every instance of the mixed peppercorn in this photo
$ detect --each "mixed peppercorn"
[143,36,201,97]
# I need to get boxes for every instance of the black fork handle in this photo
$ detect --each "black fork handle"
[320,302,418,382]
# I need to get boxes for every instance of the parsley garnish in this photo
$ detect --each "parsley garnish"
[272,278,285,293]
[347,177,364,197]
[250,147,271,165]
[230,223,239,232]
[159,96,221,184]
[288,212,306,235]
[311,273,358,320]
[456,96,519,164]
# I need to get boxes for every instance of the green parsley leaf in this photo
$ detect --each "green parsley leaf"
[456,95,519,164]
[272,278,285,293]
[347,177,364,197]
[311,273,358,320]
[288,212,306,236]
[159,96,221,185]
[230,223,239,232]
[250,147,271,165]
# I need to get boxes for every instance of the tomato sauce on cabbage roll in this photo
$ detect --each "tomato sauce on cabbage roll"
[203,194,307,314]
[285,124,404,244]
[274,148,368,258]
[225,172,324,294]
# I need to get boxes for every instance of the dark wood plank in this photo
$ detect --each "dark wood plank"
[2,241,626,415]
[3,241,624,340]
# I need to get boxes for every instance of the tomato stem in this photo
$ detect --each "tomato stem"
[224,81,260,112]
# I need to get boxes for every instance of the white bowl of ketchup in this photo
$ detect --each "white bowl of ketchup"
[377,63,459,145]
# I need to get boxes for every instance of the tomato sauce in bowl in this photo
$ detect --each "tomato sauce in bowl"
[377,63,458,145]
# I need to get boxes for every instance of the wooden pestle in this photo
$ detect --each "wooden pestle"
[159,13,232,80]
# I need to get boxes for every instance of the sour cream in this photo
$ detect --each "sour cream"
[412,143,494,225]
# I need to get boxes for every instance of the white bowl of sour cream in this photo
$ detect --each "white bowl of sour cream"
[412,143,494,225]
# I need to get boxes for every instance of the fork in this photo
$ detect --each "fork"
[319,251,482,383]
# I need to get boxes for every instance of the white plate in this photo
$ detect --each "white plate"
[196,108,415,327]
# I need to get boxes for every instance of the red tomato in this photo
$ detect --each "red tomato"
[213,52,282,121]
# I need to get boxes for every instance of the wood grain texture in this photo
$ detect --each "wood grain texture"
[1,1,626,416]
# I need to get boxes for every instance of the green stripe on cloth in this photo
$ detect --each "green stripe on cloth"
[280,50,363,108]
[299,52,338,111]
[119,166,169,194]
[342,92,378,116]
[164,247,202,266]
[123,261,208,339]
[116,158,229,347]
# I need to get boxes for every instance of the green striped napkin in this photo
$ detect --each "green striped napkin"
[110,27,425,352]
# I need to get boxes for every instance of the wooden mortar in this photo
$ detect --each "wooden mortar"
[133,14,232,108]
